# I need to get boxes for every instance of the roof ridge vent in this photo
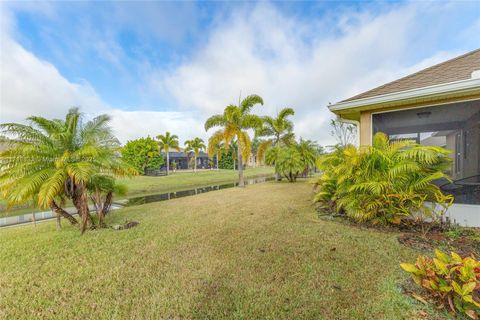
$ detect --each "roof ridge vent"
[472,70,480,79]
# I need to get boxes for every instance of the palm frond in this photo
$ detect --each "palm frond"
[237,131,251,163]
[204,115,226,131]
[240,94,263,113]
[207,130,225,157]
[256,140,273,164]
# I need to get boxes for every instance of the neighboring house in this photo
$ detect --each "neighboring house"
[328,48,480,223]
[161,149,213,170]
[247,153,257,167]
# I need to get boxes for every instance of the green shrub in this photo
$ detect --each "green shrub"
[121,137,164,174]
[265,140,318,182]
[313,132,453,224]
[401,250,480,318]
[218,147,235,169]
[268,147,304,182]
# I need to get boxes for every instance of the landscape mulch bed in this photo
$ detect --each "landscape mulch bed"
[398,232,480,257]
[318,213,480,257]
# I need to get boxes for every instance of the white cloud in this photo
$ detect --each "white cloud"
[0,5,206,144]
[1,1,479,147]
[0,28,204,144]
[109,110,207,144]
[0,6,105,123]
[160,2,479,145]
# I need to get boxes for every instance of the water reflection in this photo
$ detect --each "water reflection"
[125,177,273,206]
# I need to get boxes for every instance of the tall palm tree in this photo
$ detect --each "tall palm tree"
[205,94,263,187]
[256,107,295,180]
[156,131,180,175]
[184,137,206,172]
[0,108,133,233]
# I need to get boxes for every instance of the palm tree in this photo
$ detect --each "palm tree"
[184,137,206,172]
[0,108,133,233]
[296,138,318,177]
[156,131,180,175]
[205,94,263,187]
[256,107,295,180]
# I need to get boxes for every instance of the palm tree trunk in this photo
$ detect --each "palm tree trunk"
[194,154,197,172]
[216,152,219,170]
[50,200,78,225]
[102,192,113,215]
[166,149,170,176]
[55,212,61,229]
[98,191,112,228]
[237,141,245,187]
[77,184,92,234]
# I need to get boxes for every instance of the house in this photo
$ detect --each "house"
[161,149,213,170]
[328,48,480,224]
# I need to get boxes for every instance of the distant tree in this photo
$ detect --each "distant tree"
[250,136,262,167]
[217,142,237,170]
[265,139,318,182]
[316,145,326,155]
[184,137,206,172]
[330,118,357,147]
[156,131,180,175]
[266,146,303,182]
[207,134,222,170]
[256,107,295,180]
[205,94,263,187]
[121,137,164,174]
[296,138,318,177]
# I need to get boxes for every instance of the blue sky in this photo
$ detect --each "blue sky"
[1,1,479,144]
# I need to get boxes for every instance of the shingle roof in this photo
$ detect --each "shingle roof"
[163,151,209,158]
[342,48,480,102]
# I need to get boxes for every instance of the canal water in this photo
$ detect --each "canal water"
[124,176,274,206]
[0,176,274,228]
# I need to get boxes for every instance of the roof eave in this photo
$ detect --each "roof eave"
[328,78,480,113]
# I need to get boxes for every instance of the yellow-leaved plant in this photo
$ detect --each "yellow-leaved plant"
[401,249,480,319]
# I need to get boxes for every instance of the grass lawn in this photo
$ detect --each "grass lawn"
[0,167,274,218]
[0,182,434,319]
[117,166,275,197]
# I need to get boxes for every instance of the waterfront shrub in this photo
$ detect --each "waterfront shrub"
[313,132,453,224]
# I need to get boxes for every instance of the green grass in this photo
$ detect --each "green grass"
[0,182,437,319]
[0,167,274,218]
[117,166,274,197]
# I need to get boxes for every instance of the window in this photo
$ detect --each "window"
[372,100,480,205]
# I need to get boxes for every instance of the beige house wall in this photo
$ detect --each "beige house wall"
[359,111,372,146]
